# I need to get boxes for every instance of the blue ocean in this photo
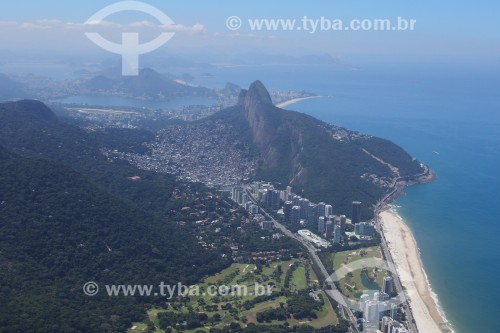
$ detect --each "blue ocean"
[194,62,500,333]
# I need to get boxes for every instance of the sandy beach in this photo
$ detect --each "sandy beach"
[275,96,322,108]
[379,209,450,333]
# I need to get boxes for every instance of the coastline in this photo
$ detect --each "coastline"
[275,95,322,108]
[375,167,454,332]
[379,208,452,333]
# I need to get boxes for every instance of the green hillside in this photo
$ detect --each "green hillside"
[203,81,425,219]
[0,101,228,332]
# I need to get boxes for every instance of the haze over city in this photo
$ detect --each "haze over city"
[0,2,499,333]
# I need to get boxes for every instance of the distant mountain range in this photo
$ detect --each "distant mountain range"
[0,68,217,102]
[0,73,27,101]
[85,68,216,100]
[112,80,429,220]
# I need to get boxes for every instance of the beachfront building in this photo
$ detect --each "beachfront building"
[383,276,393,294]
[364,300,379,322]
[360,293,370,306]
[355,222,376,237]
[381,316,408,333]
[378,292,390,301]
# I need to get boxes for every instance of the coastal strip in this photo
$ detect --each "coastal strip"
[379,208,452,333]
[275,95,323,108]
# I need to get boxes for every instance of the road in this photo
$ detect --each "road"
[376,216,419,333]
[370,168,435,333]
[247,191,360,333]
[246,186,420,333]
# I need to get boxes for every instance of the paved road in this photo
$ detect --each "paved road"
[248,192,360,333]
[371,168,434,333]
[376,217,419,333]
[247,188,419,333]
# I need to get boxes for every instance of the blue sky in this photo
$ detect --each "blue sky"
[0,0,499,63]
[2,0,498,33]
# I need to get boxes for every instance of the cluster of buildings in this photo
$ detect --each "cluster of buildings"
[231,187,276,232]
[231,182,377,248]
[120,121,258,187]
[231,187,260,213]
[380,317,409,333]
[360,276,408,333]
[282,196,370,246]
[354,221,377,238]
[230,182,409,332]
[64,103,220,130]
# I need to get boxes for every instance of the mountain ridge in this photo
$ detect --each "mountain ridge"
[111,80,427,219]
[85,67,215,100]
[0,73,27,101]
[205,81,427,219]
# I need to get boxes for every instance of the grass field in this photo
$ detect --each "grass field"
[128,258,339,332]
[331,246,389,300]
[290,265,307,290]
[309,291,339,328]
[240,296,288,324]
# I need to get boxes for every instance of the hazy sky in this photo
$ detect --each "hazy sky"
[0,0,499,64]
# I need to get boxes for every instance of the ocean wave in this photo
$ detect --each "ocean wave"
[422,267,455,333]
[387,204,403,219]
[387,203,455,333]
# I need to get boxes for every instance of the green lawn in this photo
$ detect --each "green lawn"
[240,296,288,324]
[132,259,342,332]
[290,266,307,291]
[128,322,149,333]
[332,246,388,300]
[309,291,339,328]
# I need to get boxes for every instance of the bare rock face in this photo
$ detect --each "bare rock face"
[239,80,280,168]
[82,78,426,221]
[223,80,426,219]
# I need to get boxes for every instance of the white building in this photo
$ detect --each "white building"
[297,229,330,248]
[318,216,326,234]
[365,300,379,322]
[333,224,342,244]
[325,204,333,216]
